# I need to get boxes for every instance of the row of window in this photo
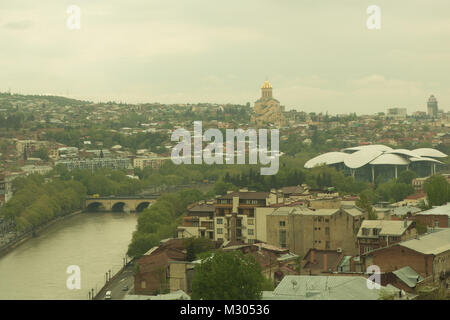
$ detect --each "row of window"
[216,228,254,236]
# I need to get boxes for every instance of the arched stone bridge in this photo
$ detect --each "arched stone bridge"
[85,195,160,212]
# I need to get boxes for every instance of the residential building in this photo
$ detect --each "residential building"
[168,261,197,293]
[177,202,215,239]
[357,220,417,254]
[300,248,346,275]
[55,157,132,171]
[134,239,186,295]
[414,203,450,228]
[266,205,364,256]
[360,228,450,283]
[133,156,170,170]
[20,165,53,176]
[387,108,407,119]
[214,190,277,244]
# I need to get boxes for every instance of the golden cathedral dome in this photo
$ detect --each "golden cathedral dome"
[261,80,272,89]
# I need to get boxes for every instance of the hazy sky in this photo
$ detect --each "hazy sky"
[1,0,450,114]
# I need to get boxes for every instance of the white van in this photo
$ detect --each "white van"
[105,291,112,300]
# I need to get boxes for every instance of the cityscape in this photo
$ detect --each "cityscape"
[0,0,449,307]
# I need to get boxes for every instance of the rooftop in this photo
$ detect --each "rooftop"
[400,228,450,255]
[263,275,398,300]
[357,220,413,237]
[415,203,450,217]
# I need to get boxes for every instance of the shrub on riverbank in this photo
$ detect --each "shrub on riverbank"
[127,189,204,258]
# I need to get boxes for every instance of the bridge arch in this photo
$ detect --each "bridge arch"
[136,201,151,212]
[111,202,130,212]
[86,202,106,212]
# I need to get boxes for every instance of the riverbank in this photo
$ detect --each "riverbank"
[0,210,83,258]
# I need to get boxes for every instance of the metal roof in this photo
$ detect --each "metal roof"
[344,149,383,169]
[412,148,448,158]
[304,152,349,168]
[369,153,410,166]
[416,203,450,217]
[400,228,450,255]
[265,275,394,300]
[392,267,423,288]
[357,220,412,237]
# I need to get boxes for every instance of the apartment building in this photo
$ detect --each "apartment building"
[177,203,215,239]
[357,220,417,255]
[133,156,170,170]
[214,190,278,244]
[55,157,132,171]
[266,206,364,256]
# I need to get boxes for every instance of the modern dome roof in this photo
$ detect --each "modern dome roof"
[344,149,383,169]
[412,148,447,158]
[409,157,444,164]
[369,153,410,166]
[304,152,349,168]
[342,144,393,154]
[305,144,447,169]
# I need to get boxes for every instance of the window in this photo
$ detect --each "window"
[325,227,330,235]
[373,228,380,236]
[280,221,286,227]
[217,228,223,234]
[362,228,370,236]
[434,220,439,227]
[141,280,147,289]
[248,229,254,235]
[217,218,223,224]
[326,241,330,249]
[193,222,199,227]
[279,230,287,248]
[247,219,254,225]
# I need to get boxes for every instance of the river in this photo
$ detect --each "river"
[0,212,138,300]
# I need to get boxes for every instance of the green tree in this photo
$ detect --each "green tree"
[397,170,417,185]
[424,175,450,207]
[356,193,377,220]
[191,250,267,300]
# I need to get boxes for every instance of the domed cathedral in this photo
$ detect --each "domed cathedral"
[252,80,285,127]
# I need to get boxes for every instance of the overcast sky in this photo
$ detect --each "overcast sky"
[1,0,449,114]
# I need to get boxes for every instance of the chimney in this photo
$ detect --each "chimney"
[323,254,328,272]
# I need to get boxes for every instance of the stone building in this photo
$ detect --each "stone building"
[252,80,285,127]
[360,228,450,284]
[357,220,417,255]
[265,206,364,257]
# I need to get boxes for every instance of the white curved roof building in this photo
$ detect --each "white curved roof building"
[304,145,447,182]
[304,152,349,169]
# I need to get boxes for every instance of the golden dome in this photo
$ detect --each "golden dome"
[261,80,272,89]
